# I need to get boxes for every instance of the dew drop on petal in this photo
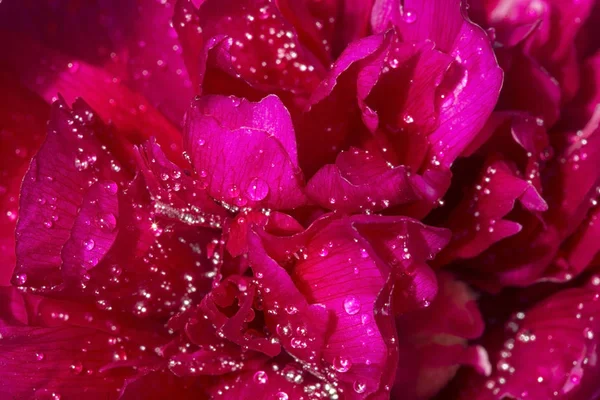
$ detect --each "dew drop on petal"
[15,273,28,285]
[70,361,83,375]
[353,380,367,394]
[333,356,352,373]
[402,8,417,23]
[343,296,361,315]
[83,239,95,251]
[247,177,269,201]
[253,370,268,384]
[275,393,288,400]
[103,182,118,194]
[94,212,117,232]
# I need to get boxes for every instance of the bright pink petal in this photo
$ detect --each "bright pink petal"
[393,272,487,400]
[14,98,131,290]
[372,0,503,167]
[174,0,325,98]
[456,280,600,400]
[184,94,307,210]
[440,157,547,262]
[0,287,165,400]
[306,148,427,213]
[253,214,450,399]
[0,73,48,285]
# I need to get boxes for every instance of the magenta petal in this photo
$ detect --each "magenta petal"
[0,36,186,166]
[119,371,206,400]
[14,98,130,290]
[393,272,486,400]
[83,175,218,319]
[184,94,307,209]
[254,214,450,398]
[457,281,600,400]
[0,1,193,125]
[298,33,387,175]
[246,231,330,363]
[205,362,322,399]
[306,148,425,213]
[135,138,227,228]
[200,275,281,357]
[441,157,547,263]
[0,75,48,285]
[373,0,503,167]
[0,287,163,400]
[174,0,324,97]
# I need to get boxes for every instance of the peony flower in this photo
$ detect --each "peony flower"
[0,0,599,399]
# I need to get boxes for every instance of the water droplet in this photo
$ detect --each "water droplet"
[275,392,288,400]
[247,177,269,201]
[35,352,45,361]
[353,380,367,394]
[83,239,95,251]
[227,185,240,198]
[94,212,117,232]
[333,356,352,372]
[276,324,292,337]
[402,8,417,23]
[343,296,361,315]
[70,361,83,375]
[290,338,307,349]
[103,182,118,194]
[319,247,329,257]
[285,305,298,315]
[15,273,28,285]
[44,220,54,228]
[253,370,268,384]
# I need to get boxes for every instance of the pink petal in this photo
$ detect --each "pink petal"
[14,98,131,290]
[456,280,600,400]
[393,272,487,400]
[174,0,325,98]
[0,287,165,400]
[306,148,427,213]
[1,36,185,164]
[0,73,48,285]
[297,33,387,175]
[204,362,324,399]
[440,157,547,262]
[254,214,450,398]
[184,94,307,210]
[0,0,193,125]
[372,0,503,167]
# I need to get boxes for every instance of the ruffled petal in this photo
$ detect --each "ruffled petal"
[455,279,600,400]
[174,0,325,98]
[15,99,219,319]
[393,272,487,400]
[253,214,450,399]
[371,0,503,167]
[1,36,184,164]
[0,73,48,285]
[14,98,131,290]
[297,33,387,175]
[0,0,193,125]
[306,148,426,213]
[184,94,307,210]
[440,157,547,262]
[0,287,165,400]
